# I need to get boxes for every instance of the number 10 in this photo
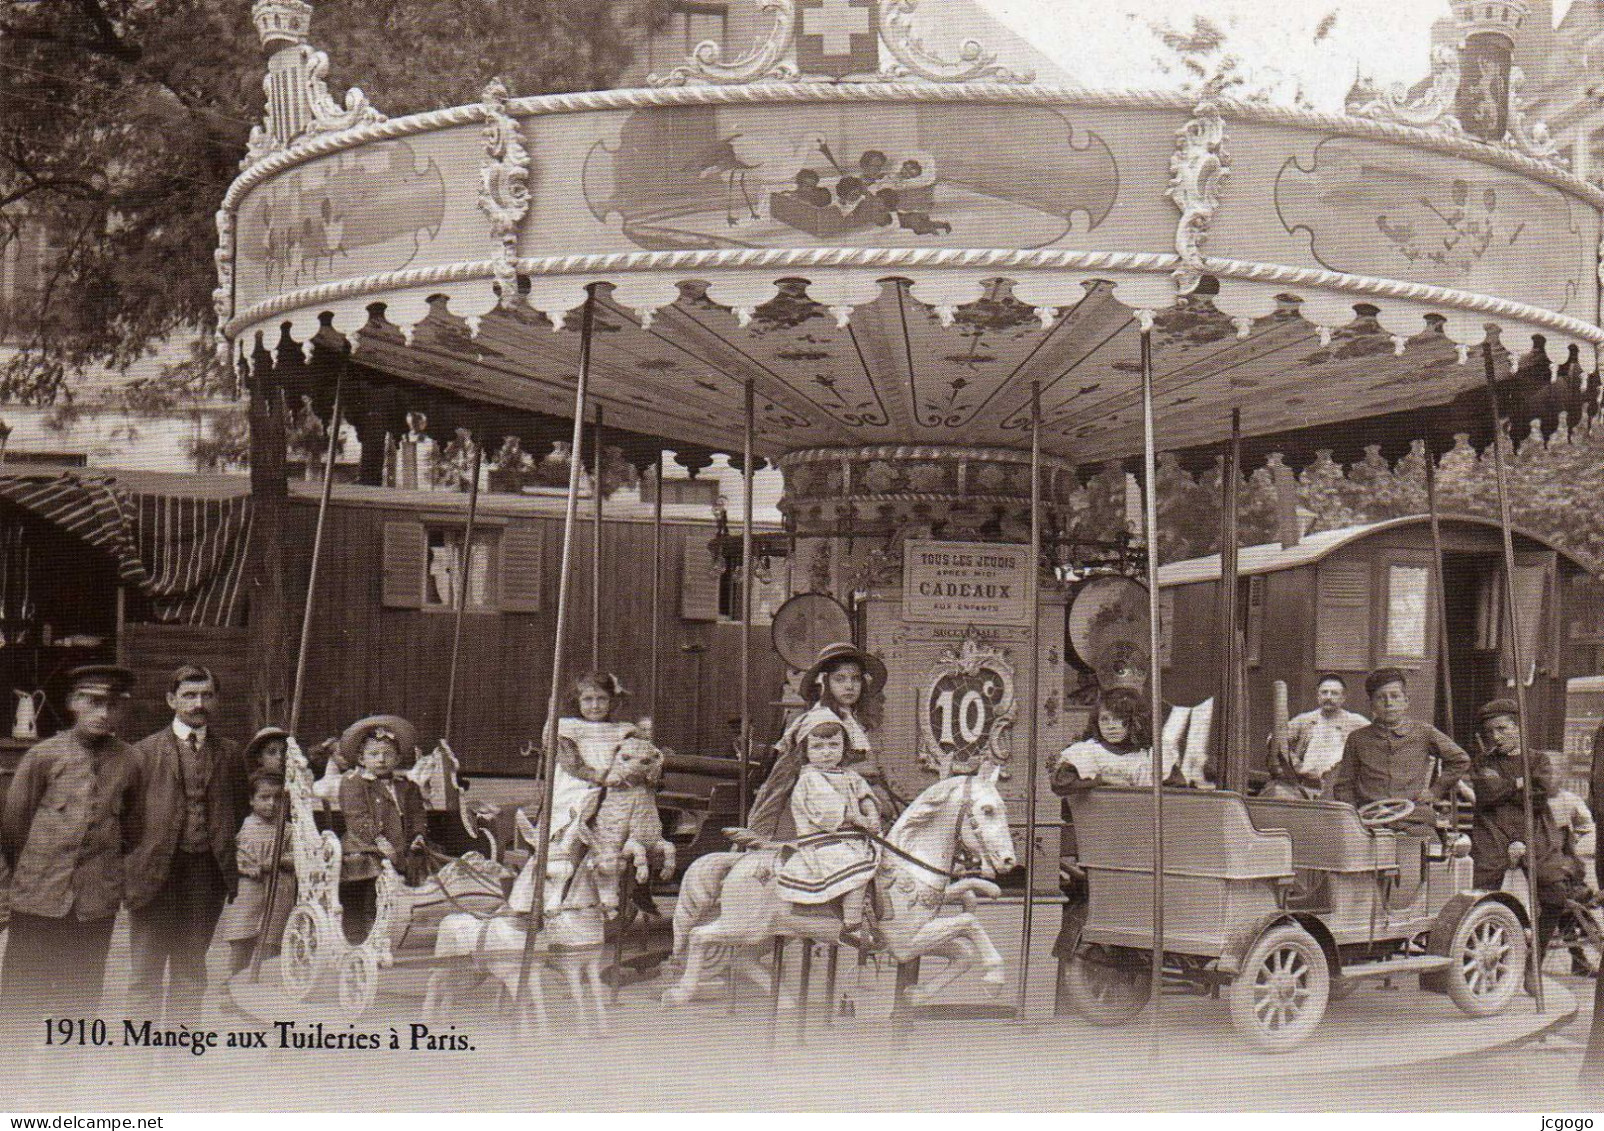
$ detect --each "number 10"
[934,687,987,745]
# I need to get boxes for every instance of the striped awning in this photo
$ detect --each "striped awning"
[0,474,253,627]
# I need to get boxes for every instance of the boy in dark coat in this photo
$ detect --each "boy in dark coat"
[337,715,428,942]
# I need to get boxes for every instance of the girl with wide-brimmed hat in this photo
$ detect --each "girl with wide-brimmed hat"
[747,642,898,840]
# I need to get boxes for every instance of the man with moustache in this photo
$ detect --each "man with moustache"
[126,664,248,1024]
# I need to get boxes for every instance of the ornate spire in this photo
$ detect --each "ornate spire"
[244,0,385,168]
[650,0,1032,87]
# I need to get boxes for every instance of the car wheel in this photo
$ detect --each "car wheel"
[1063,945,1151,1026]
[1445,900,1526,1017]
[1228,923,1330,1052]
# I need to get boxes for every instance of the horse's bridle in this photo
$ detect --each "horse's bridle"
[869,772,984,884]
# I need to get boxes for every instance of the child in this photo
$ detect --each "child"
[1050,687,1170,791]
[526,673,639,911]
[776,712,880,949]
[338,717,429,942]
[220,771,296,974]
[750,642,896,839]
[244,725,290,776]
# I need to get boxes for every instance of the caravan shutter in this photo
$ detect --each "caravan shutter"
[680,537,721,621]
[381,521,426,608]
[1315,560,1371,670]
[500,523,545,613]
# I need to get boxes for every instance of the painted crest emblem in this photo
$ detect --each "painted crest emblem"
[796,0,880,79]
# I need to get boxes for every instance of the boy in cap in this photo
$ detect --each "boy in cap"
[1469,698,1589,968]
[0,666,139,1040]
[1335,667,1470,892]
[1335,667,1470,826]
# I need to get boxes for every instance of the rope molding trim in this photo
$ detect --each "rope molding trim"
[221,81,1604,215]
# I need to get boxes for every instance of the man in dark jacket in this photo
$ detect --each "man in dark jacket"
[0,666,139,1040]
[126,664,247,1025]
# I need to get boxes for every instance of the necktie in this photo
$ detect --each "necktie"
[188,732,201,754]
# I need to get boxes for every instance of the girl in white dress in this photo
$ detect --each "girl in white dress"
[1050,687,1169,790]
[776,711,880,947]
[749,642,897,840]
[517,672,638,913]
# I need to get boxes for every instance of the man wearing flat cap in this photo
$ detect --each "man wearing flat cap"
[1335,667,1470,843]
[1468,699,1586,955]
[0,666,139,1041]
[125,663,247,1025]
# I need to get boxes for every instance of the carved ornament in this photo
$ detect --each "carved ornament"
[477,78,531,307]
[1167,81,1231,295]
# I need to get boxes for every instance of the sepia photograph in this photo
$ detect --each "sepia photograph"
[2,0,1604,1117]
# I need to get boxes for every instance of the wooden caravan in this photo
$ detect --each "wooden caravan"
[1158,515,1601,768]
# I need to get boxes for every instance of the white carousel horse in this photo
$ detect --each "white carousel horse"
[426,809,612,1037]
[662,763,1018,1009]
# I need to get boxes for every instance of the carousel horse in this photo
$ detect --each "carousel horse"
[567,735,677,917]
[426,810,611,1037]
[662,764,1017,1009]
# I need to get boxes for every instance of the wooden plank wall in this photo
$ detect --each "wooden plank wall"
[122,623,251,744]
[281,498,787,776]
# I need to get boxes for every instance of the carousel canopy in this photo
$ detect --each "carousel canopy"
[219,0,1604,467]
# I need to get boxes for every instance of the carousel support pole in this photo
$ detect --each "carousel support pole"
[1219,410,1243,791]
[1017,381,1044,1022]
[443,444,484,743]
[1481,338,1544,1014]
[1139,319,1166,1033]
[650,452,664,726]
[767,939,786,1054]
[516,286,597,1009]
[1424,443,1457,745]
[739,378,756,824]
[795,942,813,1044]
[591,404,604,672]
[250,358,346,982]
[823,944,840,1026]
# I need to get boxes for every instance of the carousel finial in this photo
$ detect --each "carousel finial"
[649,0,1032,88]
[243,0,386,168]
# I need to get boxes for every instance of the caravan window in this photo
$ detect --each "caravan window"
[1384,564,1430,662]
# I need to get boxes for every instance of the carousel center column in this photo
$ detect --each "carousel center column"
[779,444,1074,884]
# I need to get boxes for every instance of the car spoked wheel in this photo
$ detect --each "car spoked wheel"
[1064,945,1151,1026]
[1228,923,1330,1052]
[1445,900,1525,1017]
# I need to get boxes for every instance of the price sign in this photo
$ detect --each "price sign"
[916,630,1016,775]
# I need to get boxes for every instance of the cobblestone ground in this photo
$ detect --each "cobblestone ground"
[1,911,1598,1112]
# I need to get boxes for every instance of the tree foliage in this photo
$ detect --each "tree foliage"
[0,0,671,402]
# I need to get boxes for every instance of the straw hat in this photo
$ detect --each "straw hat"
[801,643,887,703]
[338,714,421,769]
[243,725,291,764]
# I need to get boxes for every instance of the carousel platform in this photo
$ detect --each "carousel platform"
[221,901,1583,1112]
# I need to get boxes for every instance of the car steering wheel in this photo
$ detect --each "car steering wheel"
[1358,798,1417,828]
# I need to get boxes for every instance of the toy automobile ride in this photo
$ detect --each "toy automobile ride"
[1060,787,1529,1052]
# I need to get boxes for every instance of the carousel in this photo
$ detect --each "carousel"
[219,0,1601,1046]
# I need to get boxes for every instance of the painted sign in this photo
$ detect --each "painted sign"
[796,0,880,78]
[902,539,1033,627]
[915,629,1017,775]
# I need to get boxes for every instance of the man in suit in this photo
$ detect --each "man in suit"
[126,663,247,1024]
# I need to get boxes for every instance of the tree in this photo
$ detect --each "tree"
[0,0,672,403]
